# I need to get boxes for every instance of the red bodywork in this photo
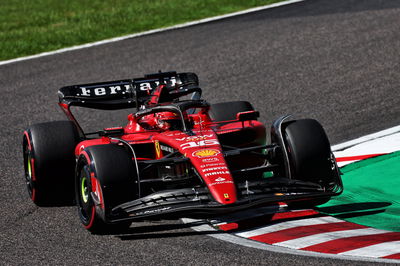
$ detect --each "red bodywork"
[70,103,266,206]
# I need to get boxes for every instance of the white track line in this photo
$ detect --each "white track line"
[339,240,400,257]
[0,0,304,66]
[276,228,388,249]
[334,132,400,155]
[332,125,400,151]
[236,216,344,238]
[333,130,400,166]
[183,218,399,263]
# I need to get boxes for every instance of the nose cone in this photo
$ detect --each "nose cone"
[157,130,237,204]
[190,150,237,204]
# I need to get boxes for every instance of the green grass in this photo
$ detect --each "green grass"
[318,151,400,232]
[0,0,281,61]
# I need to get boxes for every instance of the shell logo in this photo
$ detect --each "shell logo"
[192,149,220,158]
[154,140,162,158]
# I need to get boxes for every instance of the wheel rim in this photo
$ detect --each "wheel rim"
[81,176,89,203]
[23,144,34,199]
[77,167,93,225]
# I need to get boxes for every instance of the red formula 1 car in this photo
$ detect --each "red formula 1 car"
[23,71,343,233]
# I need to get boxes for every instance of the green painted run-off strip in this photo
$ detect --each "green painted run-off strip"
[317,151,400,232]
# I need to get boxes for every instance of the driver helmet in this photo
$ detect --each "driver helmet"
[156,112,181,130]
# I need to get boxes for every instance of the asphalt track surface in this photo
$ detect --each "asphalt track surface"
[1,0,400,265]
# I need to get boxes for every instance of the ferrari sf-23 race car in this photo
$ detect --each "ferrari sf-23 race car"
[23,71,343,233]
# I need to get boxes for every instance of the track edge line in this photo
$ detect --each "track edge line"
[0,0,304,66]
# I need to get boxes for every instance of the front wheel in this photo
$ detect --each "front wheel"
[282,119,338,207]
[76,145,138,234]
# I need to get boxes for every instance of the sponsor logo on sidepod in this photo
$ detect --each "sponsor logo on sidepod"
[160,145,174,153]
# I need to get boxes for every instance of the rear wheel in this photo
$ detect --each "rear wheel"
[22,121,80,206]
[282,119,336,207]
[76,145,138,234]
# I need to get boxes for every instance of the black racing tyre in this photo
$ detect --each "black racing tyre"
[282,119,335,207]
[76,145,138,234]
[22,121,80,206]
[209,101,254,122]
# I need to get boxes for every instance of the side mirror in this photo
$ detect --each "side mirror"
[236,111,260,121]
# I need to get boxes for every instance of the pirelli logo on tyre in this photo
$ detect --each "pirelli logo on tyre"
[192,149,220,158]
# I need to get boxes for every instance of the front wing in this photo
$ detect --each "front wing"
[107,178,342,223]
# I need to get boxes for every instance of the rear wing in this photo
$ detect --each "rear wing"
[58,71,199,110]
[58,71,199,137]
